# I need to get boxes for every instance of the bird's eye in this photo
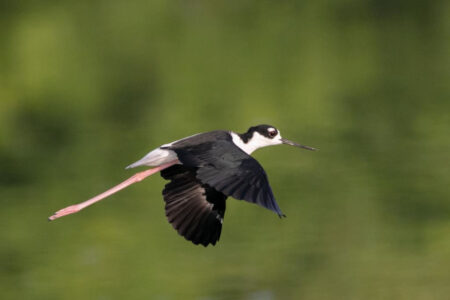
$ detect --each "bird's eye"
[268,130,277,138]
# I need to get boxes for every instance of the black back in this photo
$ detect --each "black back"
[161,164,226,246]
[163,131,284,217]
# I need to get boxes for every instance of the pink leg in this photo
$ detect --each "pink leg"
[48,160,179,221]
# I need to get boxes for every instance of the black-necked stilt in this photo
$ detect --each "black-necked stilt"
[49,125,316,246]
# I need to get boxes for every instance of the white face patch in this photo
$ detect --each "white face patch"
[231,131,283,155]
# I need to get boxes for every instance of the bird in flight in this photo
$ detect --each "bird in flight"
[49,125,316,246]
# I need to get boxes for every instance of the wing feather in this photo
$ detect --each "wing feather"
[161,165,226,246]
[168,138,284,216]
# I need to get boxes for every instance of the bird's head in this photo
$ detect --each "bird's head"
[235,124,317,154]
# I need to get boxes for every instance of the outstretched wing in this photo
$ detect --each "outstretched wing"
[165,133,284,216]
[161,164,226,247]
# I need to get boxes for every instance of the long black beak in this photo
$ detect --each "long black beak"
[281,138,317,151]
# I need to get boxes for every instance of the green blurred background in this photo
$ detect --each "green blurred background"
[1,1,449,299]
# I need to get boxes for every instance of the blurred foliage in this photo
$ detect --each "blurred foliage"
[1,0,449,299]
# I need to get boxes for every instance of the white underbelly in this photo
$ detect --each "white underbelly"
[126,147,178,169]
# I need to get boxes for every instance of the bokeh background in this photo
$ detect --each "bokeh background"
[1,1,449,299]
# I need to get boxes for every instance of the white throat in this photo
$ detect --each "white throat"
[231,131,282,155]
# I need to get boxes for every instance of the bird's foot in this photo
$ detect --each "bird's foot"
[48,205,82,221]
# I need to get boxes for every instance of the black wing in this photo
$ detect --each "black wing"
[161,164,226,247]
[165,132,284,216]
